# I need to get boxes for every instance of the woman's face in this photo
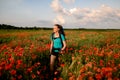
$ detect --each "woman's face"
[53,26,59,33]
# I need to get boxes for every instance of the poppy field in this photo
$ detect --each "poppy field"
[0,29,120,80]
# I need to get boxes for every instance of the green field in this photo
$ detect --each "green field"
[0,29,120,80]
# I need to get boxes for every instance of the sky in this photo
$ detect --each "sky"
[0,0,120,29]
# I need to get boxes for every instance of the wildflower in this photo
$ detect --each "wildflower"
[31,74,36,79]
[69,75,75,80]
[36,62,41,66]
[54,71,58,75]
[105,67,113,72]
[80,67,86,73]
[5,64,12,70]
[93,47,97,51]
[1,61,6,66]
[10,69,16,75]
[93,67,97,72]
[85,57,89,61]
[17,60,22,65]
[16,64,20,69]
[107,77,112,80]
[95,73,102,80]
[106,72,112,78]
[18,75,22,79]
[87,71,93,76]
[79,50,82,53]
[86,62,92,68]
[60,63,65,67]
[31,54,37,60]
[68,72,73,77]
[72,56,75,61]
[96,68,101,73]
[4,52,8,55]
[77,61,80,65]
[54,78,57,80]
[11,77,16,80]
[88,76,94,80]
[70,48,73,51]
[58,77,63,80]
[27,67,32,73]
[114,54,119,59]
[0,44,7,52]
[37,70,41,75]
[0,66,3,71]
[100,60,104,66]
[77,73,85,80]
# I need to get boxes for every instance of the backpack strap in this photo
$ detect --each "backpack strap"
[51,33,63,47]
[59,33,63,47]
[51,32,54,41]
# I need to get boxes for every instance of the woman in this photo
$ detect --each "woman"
[50,24,66,76]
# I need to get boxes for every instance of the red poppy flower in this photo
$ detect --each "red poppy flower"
[31,74,36,79]
[5,64,12,70]
[27,67,32,73]
[60,63,65,67]
[10,69,16,75]
[17,60,22,65]
[18,75,22,79]
[95,74,102,80]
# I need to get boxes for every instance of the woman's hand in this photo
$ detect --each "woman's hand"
[50,41,53,54]
[60,49,64,54]
[50,50,52,54]
[50,49,53,54]
[61,41,66,54]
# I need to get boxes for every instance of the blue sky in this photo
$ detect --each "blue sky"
[0,0,120,29]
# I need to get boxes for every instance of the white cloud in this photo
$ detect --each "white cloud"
[51,0,120,28]
[63,0,75,4]
[69,5,120,28]
[50,0,63,12]
[50,0,69,15]
[53,15,65,24]
[69,8,77,14]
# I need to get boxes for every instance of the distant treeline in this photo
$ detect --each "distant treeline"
[0,24,52,30]
[0,24,120,31]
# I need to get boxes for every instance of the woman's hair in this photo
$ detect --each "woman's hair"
[54,24,65,36]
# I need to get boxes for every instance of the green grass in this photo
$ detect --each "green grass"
[0,29,120,80]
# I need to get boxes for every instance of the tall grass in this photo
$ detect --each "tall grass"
[0,29,120,80]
